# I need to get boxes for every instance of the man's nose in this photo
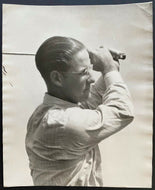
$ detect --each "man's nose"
[87,72,95,83]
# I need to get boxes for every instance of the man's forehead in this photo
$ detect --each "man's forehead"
[71,49,91,68]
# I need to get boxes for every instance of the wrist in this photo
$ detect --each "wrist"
[101,65,118,76]
[104,70,123,87]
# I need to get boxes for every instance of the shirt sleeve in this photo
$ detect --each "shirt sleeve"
[81,71,125,109]
[62,71,134,153]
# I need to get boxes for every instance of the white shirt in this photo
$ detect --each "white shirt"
[25,71,134,186]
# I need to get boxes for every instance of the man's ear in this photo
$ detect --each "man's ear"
[49,71,63,87]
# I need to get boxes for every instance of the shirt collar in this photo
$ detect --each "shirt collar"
[43,93,78,108]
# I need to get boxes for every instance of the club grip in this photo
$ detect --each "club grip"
[109,49,126,61]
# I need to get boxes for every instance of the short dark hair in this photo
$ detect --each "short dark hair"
[35,36,86,81]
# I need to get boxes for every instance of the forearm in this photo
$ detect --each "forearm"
[93,71,134,140]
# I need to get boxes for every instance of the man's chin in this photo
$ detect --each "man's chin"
[73,90,90,103]
[80,90,90,102]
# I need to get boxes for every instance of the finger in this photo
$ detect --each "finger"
[119,53,126,60]
[109,49,126,61]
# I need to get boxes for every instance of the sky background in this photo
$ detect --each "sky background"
[2,2,153,187]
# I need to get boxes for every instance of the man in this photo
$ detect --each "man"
[25,36,134,186]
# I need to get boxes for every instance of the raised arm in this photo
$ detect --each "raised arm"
[63,47,134,150]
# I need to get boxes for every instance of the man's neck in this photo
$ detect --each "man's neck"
[47,90,76,104]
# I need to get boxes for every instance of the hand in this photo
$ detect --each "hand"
[88,47,120,75]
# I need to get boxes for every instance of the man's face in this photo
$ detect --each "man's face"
[61,49,95,103]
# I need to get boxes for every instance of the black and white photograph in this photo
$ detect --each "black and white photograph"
[2,1,153,187]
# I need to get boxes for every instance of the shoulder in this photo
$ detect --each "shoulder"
[42,108,68,127]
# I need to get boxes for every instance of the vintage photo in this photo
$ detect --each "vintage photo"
[2,2,153,187]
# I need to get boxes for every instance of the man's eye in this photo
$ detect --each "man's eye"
[80,69,88,75]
